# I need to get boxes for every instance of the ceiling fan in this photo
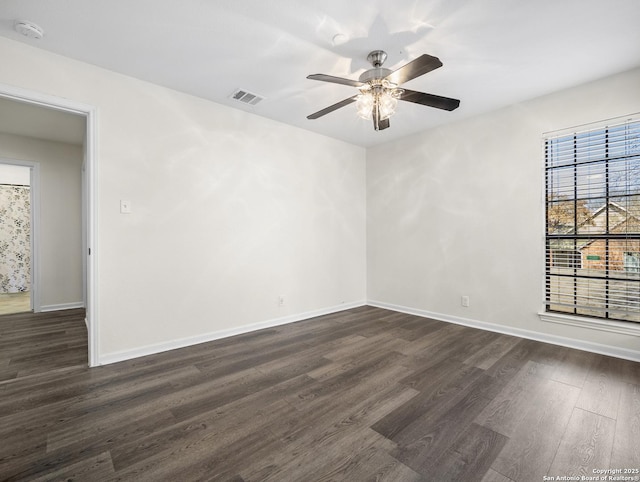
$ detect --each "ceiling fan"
[306,50,460,131]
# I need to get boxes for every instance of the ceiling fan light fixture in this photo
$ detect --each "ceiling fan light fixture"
[378,90,400,120]
[356,92,374,119]
[356,85,402,120]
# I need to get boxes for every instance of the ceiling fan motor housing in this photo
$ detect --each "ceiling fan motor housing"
[360,50,393,85]
[359,67,392,84]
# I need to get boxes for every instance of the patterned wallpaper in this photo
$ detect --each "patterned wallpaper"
[0,185,31,293]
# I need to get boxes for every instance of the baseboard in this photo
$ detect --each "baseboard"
[367,300,640,363]
[99,300,367,366]
[40,302,85,312]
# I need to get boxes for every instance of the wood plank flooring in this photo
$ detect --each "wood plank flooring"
[0,306,639,481]
[0,308,87,382]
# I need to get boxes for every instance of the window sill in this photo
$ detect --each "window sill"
[539,312,640,337]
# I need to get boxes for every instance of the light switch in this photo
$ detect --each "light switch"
[120,200,132,214]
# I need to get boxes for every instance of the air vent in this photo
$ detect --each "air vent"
[229,89,264,106]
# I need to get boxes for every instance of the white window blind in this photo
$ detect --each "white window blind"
[545,116,640,323]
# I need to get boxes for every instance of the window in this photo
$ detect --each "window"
[551,250,581,268]
[545,116,640,324]
[624,252,640,273]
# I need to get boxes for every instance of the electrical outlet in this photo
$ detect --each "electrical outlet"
[120,200,132,214]
[461,295,470,307]
[278,296,285,307]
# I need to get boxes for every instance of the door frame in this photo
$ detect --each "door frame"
[0,159,40,312]
[0,82,99,367]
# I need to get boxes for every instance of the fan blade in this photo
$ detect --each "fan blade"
[307,96,358,120]
[400,89,460,111]
[307,74,363,88]
[384,54,443,86]
[371,105,390,131]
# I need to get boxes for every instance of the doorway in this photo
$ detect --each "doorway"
[0,85,98,367]
[0,164,32,315]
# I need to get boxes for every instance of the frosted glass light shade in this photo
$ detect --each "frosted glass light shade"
[356,87,401,120]
[356,93,374,119]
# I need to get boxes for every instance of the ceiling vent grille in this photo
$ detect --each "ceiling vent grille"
[230,89,264,106]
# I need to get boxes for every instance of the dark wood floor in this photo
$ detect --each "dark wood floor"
[0,306,638,481]
[0,308,87,382]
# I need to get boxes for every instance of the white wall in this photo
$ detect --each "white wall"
[0,37,367,362]
[0,164,30,185]
[0,133,83,308]
[367,67,640,355]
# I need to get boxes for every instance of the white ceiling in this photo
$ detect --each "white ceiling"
[0,0,639,148]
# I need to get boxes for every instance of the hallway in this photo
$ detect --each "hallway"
[0,291,30,315]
